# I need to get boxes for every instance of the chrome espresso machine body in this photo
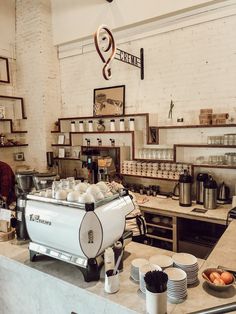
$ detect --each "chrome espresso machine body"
[25,189,134,282]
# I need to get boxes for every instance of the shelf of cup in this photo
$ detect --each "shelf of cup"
[134,158,175,162]
[121,173,178,181]
[0,144,28,148]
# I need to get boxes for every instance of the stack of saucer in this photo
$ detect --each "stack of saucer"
[130,258,148,282]
[149,254,173,270]
[172,253,199,286]
[164,267,187,303]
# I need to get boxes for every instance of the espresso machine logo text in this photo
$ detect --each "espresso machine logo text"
[29,214,52,226]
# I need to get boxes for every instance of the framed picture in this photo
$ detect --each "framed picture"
[148,127,159,144]
[58,148,65,158]
[0,57,10,83]
[93,85,125,117]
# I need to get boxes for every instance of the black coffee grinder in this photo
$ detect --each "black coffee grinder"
[15,170,37,240]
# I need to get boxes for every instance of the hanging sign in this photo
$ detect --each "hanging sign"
[94,25,144,80]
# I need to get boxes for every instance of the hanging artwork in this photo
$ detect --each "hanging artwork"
[93,85,125,116]
[0,57,10,83]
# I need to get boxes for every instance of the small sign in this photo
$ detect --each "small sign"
[0,208,11,222]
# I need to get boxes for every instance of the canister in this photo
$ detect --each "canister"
[196,173,209,204]
[203,176,218,209]
[179,170,192,207]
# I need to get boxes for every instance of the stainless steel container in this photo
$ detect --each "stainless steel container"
[203,176,217,209]
[33,172,57,190]
[15,170,38,193]
[179,170,192,207]
[196,173,209,205]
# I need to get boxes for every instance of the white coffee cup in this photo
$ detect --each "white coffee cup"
[146,290,167,314]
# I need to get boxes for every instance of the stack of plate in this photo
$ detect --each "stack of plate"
[172,253,199,286]
[130,258,149,282]
[164,267,187,303]
[149,254,173,270]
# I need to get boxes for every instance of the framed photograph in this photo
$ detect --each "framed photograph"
[58,134,65,145]
[93,85,125,117]
[0,57,10,83]
[148,127,159,144]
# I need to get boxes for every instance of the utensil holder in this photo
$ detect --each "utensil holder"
[104,270,119,294]
[146,289,167,314]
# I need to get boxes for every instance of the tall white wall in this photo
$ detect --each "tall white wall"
[15,0,61,171]
[50,0,228,45]
[0,0,15,57]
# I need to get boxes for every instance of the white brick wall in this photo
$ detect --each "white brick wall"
[59,14,236,193]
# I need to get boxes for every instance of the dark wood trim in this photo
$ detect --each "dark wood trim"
[133,158,175,163]
[157,123,236,129]
[176,144,236,148]
[0,118,27,133]
[0,57,10,83]
[11,131,27,134]
[54,157,80,161]
[81,145,120,149]
[0,144,28,148]
[0,95,27,119]
[51,144,71,147]
[70,131,134,134]
[193,164,236,169]
[58,113,149,121]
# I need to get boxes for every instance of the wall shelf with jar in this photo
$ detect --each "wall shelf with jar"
[0,96,28,149]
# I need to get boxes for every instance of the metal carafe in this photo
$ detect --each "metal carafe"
[217,181,230,204]
[196,173,209,204]
[179,170,192,207]
[203,176,218,209]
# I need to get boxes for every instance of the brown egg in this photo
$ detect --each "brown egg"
[209,271,221,283]
[220,272,234,285]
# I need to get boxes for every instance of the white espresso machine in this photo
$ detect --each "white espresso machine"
[25,189,134,281]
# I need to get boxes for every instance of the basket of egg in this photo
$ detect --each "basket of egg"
[202,268,235,291]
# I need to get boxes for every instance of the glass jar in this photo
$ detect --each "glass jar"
[110,119,116,131]
[129,118,135,131]
[79,121,84,132]
[119,119,125,131]
[88,120,93,132]
[70,121,76,132]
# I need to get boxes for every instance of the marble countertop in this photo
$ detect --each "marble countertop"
[137,195,231,224]
[1,221,236,313]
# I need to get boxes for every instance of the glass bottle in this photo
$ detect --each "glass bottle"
[120,119,125,131]
[79,121,84,132]
[129,118,135,131]
[88,120,93,132]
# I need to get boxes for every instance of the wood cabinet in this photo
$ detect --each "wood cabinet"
[140,207,177,252]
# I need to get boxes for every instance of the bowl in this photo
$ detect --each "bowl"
[202,268,235,291]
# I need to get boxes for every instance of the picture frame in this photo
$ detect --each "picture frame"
[0,57,10,83]
[148,127,159,144]
[58,134,65,145]
[93,85,125,117]
[0,105,5,119]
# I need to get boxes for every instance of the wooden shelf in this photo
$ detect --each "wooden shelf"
[176,144,236,148]
[134,158,175,162]
[121,173,178,181]
[158,124,236,129]
[193,164,236,169]
[54,157,80,161]
[146,234,173,243]
[146,222,173,230]
[51,144,71,147]
[58,113,149,121]
[0,144,28,148]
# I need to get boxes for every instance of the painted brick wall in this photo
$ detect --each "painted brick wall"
[59,14,236,193]
[15,0,61,172]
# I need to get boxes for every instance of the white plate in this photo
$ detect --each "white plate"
[164,267,187,281]
[172,253,197,266]
[149,254,173,269]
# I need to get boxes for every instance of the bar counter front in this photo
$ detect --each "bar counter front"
[0,218,236,314]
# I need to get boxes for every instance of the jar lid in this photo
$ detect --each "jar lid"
[71,121,75,123]
[120,118,124,121]
[79,121,84,123]
[130,118,135,121]
[196,173,209,182]
[88,120,93,123]
[110,119,115,122]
